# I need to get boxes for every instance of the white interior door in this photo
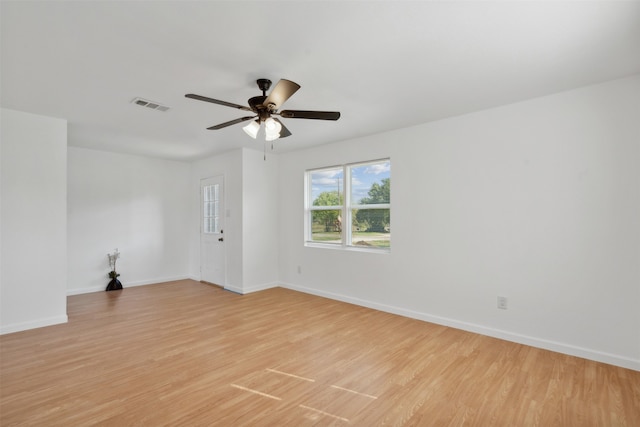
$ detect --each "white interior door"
[200,176,226,286]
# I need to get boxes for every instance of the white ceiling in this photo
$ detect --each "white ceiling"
[2,1,640,161]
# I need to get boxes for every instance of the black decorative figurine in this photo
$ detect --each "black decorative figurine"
[106,249,123,291]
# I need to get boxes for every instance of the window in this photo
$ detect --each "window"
[203,183,220,233]
[305,159,390,250]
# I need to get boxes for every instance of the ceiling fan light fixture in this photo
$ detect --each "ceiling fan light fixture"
[243,120,260,139]
[264,117,281,132]
[264,117,282,141]
[265,132,280,142]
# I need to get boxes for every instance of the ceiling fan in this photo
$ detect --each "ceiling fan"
[185,78,340,142]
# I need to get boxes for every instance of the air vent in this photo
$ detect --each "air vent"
[131,97,170,112]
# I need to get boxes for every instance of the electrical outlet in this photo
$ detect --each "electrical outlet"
[297,265,302,274]
[497,296,508,310]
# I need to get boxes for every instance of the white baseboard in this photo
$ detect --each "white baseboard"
[224,281,279,295]
[66,276,194,296]
[280,282,640,372]
[223,285,243,294]
[0,314,68,335]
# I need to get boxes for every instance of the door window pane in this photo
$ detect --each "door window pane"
[203,184,220,234]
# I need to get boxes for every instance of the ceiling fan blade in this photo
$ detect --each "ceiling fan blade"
[263,79,300,110]
[186,94,252,112]
[273,118,292,138]
[207,116,256,130]
[279,110,341,121]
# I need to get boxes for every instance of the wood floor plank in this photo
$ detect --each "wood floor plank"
[1,280,638,426]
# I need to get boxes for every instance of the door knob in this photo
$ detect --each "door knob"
[218,237,224,242]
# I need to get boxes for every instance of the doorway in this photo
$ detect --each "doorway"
[200,176,226,286]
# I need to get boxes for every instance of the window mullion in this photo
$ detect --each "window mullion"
[344,165,351,247]
[305,172,310,241]
[351,203,390,210]
[309,206,342,211]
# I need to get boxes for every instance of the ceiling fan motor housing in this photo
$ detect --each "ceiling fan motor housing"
[248,95,267,111]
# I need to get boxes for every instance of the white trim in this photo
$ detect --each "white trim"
[224,281,279,295]
[279,282,640,372]
[223,285,244,295]
[1,315,68,335]
[66,275,193,296]
[304,241,390,254]
[243,281,279,294]
[350,203,390,210]
[308,205,342,211]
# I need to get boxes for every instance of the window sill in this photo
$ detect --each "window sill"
[304,241,390,254]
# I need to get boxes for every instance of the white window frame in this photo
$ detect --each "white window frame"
[305,159,390,252]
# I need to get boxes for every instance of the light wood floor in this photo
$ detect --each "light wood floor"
[1,280,638,426]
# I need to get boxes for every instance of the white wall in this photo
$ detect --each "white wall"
[3,76,638,370]
[1,108,68,333]
[278,75,640,370]
[67,147,191,294]
[242,149,279,292]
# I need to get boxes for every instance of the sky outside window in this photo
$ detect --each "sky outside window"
[351,161,390,204]
[310,169,343,204]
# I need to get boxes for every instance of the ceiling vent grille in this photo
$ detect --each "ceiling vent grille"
[131,97,170,112]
